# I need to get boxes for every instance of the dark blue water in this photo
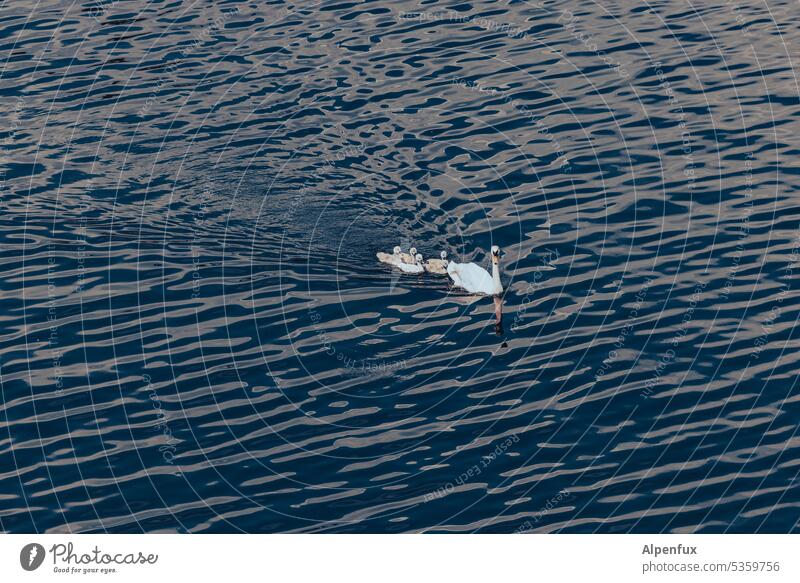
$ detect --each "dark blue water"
[1,0,799,533]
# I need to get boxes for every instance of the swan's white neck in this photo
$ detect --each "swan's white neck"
[491,260,502,294]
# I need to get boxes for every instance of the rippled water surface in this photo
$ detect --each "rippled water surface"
[2,0,800,533]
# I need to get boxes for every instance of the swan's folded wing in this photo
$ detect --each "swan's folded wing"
[458,263,494,292]
[447,261,463,286]
[425,259,447,273]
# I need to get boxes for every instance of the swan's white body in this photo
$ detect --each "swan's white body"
[398,253,424,274]
[447,262,496,293]
[376,245,402,266]
[424,251,448,274]
[447,246,503,295]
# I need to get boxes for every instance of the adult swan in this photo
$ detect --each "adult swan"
[447,245,503,295]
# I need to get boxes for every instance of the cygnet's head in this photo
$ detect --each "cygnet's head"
[410,247,417,255]
[393,245,401,255]
[439,250,447,260]
[491,245,501,265]
[415,253,423,264]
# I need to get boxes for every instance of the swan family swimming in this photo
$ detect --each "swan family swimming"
[376,245,503,296]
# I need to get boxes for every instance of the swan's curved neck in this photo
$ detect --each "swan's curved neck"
[491,260,502,294]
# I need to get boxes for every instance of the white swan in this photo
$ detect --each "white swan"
[447,245,503,295]
[399,246,417,264]
[376,245,402,266]
[424,251,448,274]
[398,253,424,274]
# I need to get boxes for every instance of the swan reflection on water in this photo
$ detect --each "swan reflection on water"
[442,290,506,341]
[494,295,504,338]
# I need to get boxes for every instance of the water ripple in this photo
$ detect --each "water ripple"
[1,0,799,533]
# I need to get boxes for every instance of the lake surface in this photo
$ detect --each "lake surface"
[1,0,799,533]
